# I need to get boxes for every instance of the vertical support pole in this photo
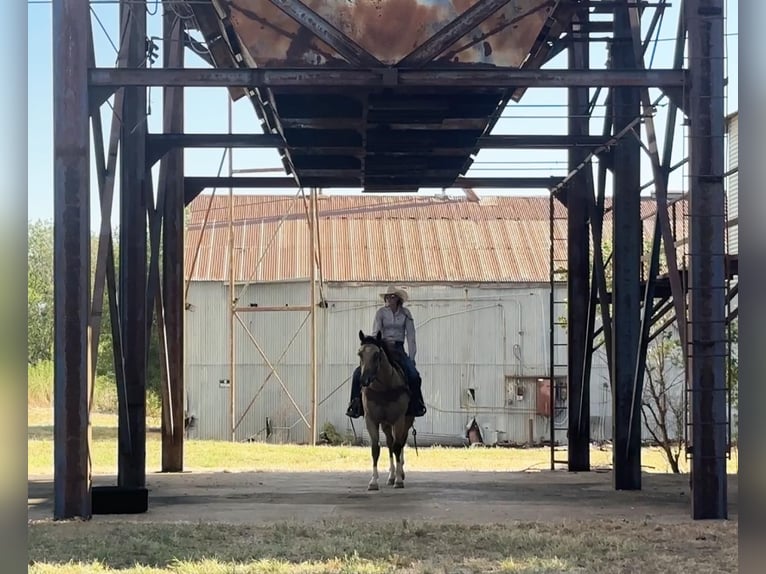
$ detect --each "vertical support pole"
[309,187,318,446]
[53,0,91,519]
[161,6,185,471]
[118,0,148,488]
[611,0,643,490]
[567,7,591,472]
[686,0,728,519]
[228,96,236,442]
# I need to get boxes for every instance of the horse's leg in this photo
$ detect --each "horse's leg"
[365,416,381,491]
[391,420,408,488]
[401,417,413,481]
[382,424,396,486]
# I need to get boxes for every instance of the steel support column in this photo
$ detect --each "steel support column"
[118,0,148,488]
[160,7,185,472]
[611,1,643,490]
[567,8,591,472]
[53,0,91,520]
[686,0,728,519]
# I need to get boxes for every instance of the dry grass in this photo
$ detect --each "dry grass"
[28,519,737,573]
[28,409,739,477]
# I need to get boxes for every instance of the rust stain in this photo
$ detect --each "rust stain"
[222,0,562,67]
[349,0,449,62]
[185,194,682,284]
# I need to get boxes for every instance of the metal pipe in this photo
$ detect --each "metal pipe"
[228,95,236,442]
[309,187,318,445]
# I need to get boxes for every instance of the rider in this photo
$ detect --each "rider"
[346,285,427,419]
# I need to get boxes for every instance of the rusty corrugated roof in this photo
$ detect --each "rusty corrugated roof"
[185,194,689,283]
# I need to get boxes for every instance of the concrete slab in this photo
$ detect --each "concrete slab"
[28,470,738,524]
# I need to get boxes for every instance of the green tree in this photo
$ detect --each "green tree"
[642,332,685,473]
[27,220,54,364]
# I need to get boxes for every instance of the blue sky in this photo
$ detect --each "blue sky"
[27,1,738,230]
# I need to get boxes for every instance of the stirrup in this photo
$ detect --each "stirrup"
[346,398,363,419]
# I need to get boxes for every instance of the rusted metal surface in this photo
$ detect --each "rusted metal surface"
[398,0,517,66]
[265,0,383,66]
[219,0,556,66]
[160,8,186,472]
[118,0,148,489]
[88,66,688,88]
[53,0,92,520]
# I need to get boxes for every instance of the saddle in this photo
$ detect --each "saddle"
[385,345,408,383]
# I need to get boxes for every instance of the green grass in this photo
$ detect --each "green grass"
[28,361,161,416]
[27,408,740,476]
[27,519,738,573]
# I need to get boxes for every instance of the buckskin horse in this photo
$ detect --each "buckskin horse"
[356,330,415,490]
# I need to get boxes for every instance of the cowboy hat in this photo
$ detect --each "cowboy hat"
[379,285,409,303]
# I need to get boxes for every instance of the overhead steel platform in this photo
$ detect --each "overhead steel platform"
[186,0,579,191]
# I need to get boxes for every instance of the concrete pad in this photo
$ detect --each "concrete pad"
[28,469,738,524]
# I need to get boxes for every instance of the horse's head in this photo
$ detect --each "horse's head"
[358,330,386,387]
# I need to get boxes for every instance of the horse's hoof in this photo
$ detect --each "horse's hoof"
[394,482,404,489]
[387,478,395,486]
[368,483,379,491]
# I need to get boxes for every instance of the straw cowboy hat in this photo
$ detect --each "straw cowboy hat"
[380,285,409,303]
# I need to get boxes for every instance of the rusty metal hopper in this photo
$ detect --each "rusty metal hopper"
[187,0,574,190]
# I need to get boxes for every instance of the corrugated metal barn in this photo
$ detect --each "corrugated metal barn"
[183,194,681,446]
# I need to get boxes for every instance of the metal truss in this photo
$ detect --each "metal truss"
[53,0,731,522]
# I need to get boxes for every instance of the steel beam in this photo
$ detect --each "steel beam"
[566,8,591,472]
[89,67,687,89]
[159,4,185,473]
[53,0,91,520]
[398,0,515,66]
[479,135,609,149]
[686,0,728,520]
[118,0,148,489]
[183,176,563,202]
[147,133,609,164]
[265,0,382,66]
[611,1,643,491]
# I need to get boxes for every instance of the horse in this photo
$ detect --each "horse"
[357,329,415,490]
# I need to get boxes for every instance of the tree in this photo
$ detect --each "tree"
[27,220,54,364]
[641,331,685,473]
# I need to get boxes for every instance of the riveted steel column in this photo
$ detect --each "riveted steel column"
[686,0,728,520]
[160,0,186,472]
[611,1,643,490]
[118,0,148,488]
[53,0,92,519]
[567,7,591,472]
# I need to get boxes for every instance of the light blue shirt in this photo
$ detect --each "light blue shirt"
[372,305,417,361]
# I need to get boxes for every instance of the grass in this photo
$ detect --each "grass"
[27,519,738,573]
[28,361,162,416]
[28,408,740,476]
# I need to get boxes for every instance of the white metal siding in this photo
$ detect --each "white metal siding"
[727,113,738,255]
[186,281,660,445]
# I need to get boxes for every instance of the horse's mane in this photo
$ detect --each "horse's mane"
[359,334,398,366]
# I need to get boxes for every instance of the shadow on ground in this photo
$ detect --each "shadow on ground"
[28,469,738,525]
